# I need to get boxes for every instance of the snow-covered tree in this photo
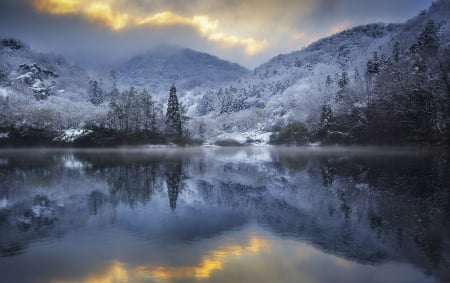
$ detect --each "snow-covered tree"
[336,70,349,101]
[411,20,439,57]
[197,91,216,115]
[392,42,401,62]
[318,103,333,140]
[88,80,105,106]
[367,52,381,75]
[165,84,182,142]
[0,96,10,127]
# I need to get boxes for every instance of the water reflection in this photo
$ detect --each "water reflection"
[0,147,449,283]
[49,233,271,283]
[165,160,186,211]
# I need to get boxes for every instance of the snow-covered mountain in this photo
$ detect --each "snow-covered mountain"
[1,0,449,145]
[114,46,250,94]
[188,0,450,143]
[0,39,90,100]
[0,39,106,132]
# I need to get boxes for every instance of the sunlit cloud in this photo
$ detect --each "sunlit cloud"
[291,19,352,47]
[51,236,272,283]
[33,0,79,14]
[31,0,268,55]
[292,31,306,42]
[329,19,352,35]
[334,257,352,268]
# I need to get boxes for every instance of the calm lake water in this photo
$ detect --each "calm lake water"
[0,147,449,283]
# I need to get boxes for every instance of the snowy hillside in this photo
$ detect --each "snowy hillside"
[0,39,106,133]
[0,0,449,146]
[0,39,90,100]
[115,46,250,95]
[188,0,450,144]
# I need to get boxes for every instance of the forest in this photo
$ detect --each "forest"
[0,15,449,146]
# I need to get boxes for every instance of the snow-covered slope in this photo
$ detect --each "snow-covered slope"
[115,46,250,95]
[0,39,106,131]
[188,0,450,142]
[0,39,90,101]
[1,0,449,145]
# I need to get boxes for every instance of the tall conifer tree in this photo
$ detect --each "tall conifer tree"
[165,84,182,142]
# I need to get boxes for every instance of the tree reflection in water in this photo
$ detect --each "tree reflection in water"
[165,160,187,211]
[0,148,448,283]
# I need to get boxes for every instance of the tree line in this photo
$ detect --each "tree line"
[316,20,450,144]
[95,82,187,144]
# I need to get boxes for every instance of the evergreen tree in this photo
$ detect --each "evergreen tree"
[392,42,401,62]
[88,80,104,106]
[108,71,120,98]
[411,20,439,57]
[338,71,349,89]
[165,161,184,211]
[0,96,10,127]
[318,103,333,140]
[336,71,349,100]
[140,89,152,132]
[367,52,381,75]
[197,91,216,115]
[165,84,182,142]
[199,118,206,139]
[420,20,439,55]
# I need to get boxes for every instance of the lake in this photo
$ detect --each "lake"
[0,147,449,283]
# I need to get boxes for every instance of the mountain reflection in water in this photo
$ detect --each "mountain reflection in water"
[0,147,448,283]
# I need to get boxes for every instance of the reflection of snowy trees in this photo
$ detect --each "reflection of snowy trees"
[0,150,449,281]
[165,160,187,211]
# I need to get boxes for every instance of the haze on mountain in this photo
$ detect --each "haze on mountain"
[114,46,250,93]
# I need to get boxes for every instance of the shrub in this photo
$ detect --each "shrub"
[270,122,310,145]
[214,138,243,147]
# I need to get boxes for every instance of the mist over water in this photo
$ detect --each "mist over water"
[0,147,449,283]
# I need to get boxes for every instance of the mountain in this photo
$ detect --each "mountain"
[0,39,106,136]
[1,0,449,146]
[0,39,90,100]
[190,0,450,144]
[114,46,250,94]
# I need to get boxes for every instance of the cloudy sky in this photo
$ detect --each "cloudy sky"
[0,0,433,68]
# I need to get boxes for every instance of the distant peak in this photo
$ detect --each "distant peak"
[139,45,182,57]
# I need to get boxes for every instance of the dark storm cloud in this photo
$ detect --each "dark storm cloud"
[0,0,433,69]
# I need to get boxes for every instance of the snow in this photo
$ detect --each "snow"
[0,88,10,98]
[115,46,250,96]
[214,131,272,145]
[356,183,370,191]
[354,102,367,108]
[63,156,87,169]
[1,1,449,143]
[16,72,32,81]
[31,79,45,92]
[31,205,54,218]
[55,128,93,143]
[0,132,8,139]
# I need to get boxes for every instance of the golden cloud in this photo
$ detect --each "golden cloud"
[51,236,272,283]
[329,19,351,35]
[31,0,268,55]
[33,0,80,14]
